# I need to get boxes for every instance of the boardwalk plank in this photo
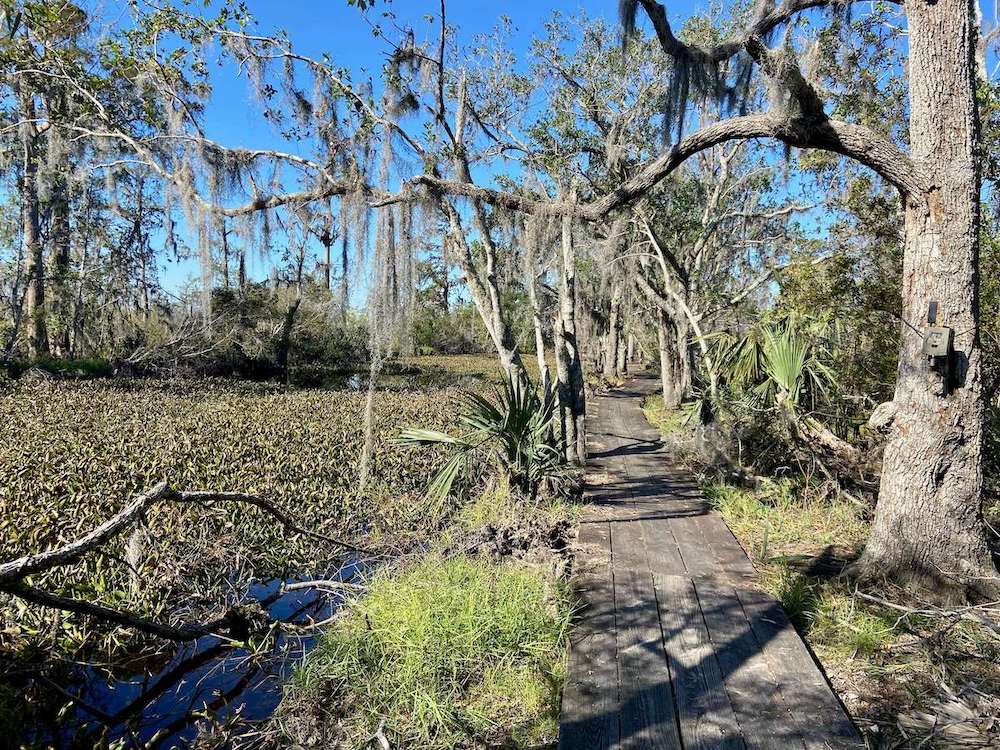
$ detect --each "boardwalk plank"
[560,375,860,750]
[614,565,683,749]
[560,521,619,750]
[655,573,744,750]
[641,518,686,576]
[696,579,807,749]
[735,588,863,749]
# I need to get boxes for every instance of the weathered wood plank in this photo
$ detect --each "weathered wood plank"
[696,580,807,750]
[563,375,860,750]
[669,514,717,579]
[691,514,756,581]
[655,573,745,750]
[560,522,620,750]
[640,518,686,576]
[735,588,863,749]
[614,564,683,749]
[612,518,649,574]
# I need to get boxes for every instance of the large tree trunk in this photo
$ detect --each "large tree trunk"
[48,172,72,357]
[854,0,998,599]
[17,86,48,359]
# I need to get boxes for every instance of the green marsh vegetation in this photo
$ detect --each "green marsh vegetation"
[280,554,571,749]
[0,354,576,747]
[272,370,578,748]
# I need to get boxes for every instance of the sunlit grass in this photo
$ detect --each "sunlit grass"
[285,555,571,748]
[641,394,687,437]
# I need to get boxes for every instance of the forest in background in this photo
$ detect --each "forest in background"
[2,0,1000,746]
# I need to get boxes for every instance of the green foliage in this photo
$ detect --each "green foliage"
[711,313,837,414]
[703,480,868,563]
[0,358,503,651]
[285,556,570,749]
[641,395,686,437]
[397,376,564,506]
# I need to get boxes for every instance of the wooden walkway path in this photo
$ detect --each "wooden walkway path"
[559,376,862,750]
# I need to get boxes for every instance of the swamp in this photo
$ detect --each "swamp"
[2,0,1000,748]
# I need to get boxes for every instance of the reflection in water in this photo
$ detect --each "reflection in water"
[22,560,364,749]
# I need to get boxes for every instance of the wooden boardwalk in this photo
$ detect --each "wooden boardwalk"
[559,377,862,750]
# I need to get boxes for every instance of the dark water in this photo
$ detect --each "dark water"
[21,560,364,749]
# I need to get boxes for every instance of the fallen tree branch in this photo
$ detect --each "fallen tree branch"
[3,582,237,641]
[855,591,1000,640]
[0,482,174,585]
[0,482,368,641]
[0,482,366,586]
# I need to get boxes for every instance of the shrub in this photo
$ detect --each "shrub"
[285,556,570,748]
[397,376,565,506]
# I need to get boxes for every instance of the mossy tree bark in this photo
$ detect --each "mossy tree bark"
[16,83,48,359]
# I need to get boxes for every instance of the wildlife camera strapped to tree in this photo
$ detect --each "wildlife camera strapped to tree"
[922,301,955,386]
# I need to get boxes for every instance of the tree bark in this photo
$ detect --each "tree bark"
[656,308,682,407]
[48,171,72,356]
[554,210,587,465]
[442,200,529,385]
[526,272,550,391]
[604,283,621,378]
[17,85,48,359]
[340,197,350,325]
[854,0,999,599]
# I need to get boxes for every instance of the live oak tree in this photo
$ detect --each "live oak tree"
[616,0,999,598]
[415,0,997,596]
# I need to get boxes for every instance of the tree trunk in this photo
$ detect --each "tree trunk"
[238,248,247,292]
[554,211,587,465]
[442,200,529,386]
[340,198,350,325]
[17,86,47,359]
[616,321,628,376]
[220,218,231,290]
[276,297,301,382]
[604,286,621,378]
[656,309,682,407]
[854,0,998,599]
[527,275,550,391]
[674,316,693,401]
[49,172,72,357]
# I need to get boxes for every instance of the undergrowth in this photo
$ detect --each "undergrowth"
[279,555,571,749]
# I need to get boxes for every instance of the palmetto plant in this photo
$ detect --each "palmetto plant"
[712,314,838,414]
[396,376,565,505]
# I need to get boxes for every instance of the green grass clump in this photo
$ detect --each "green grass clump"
[641,394,686,437]
[707,479,897,659]
[288,556,571,748]
[761,565,897,658]
[703,479,867,561]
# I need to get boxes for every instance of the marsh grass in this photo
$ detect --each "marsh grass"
[641,394,687,437]
[284,555,571,748]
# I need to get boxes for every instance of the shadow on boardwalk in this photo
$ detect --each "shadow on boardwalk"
[558,376,862,750]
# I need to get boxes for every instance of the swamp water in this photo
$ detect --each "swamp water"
[17,559,365,749]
